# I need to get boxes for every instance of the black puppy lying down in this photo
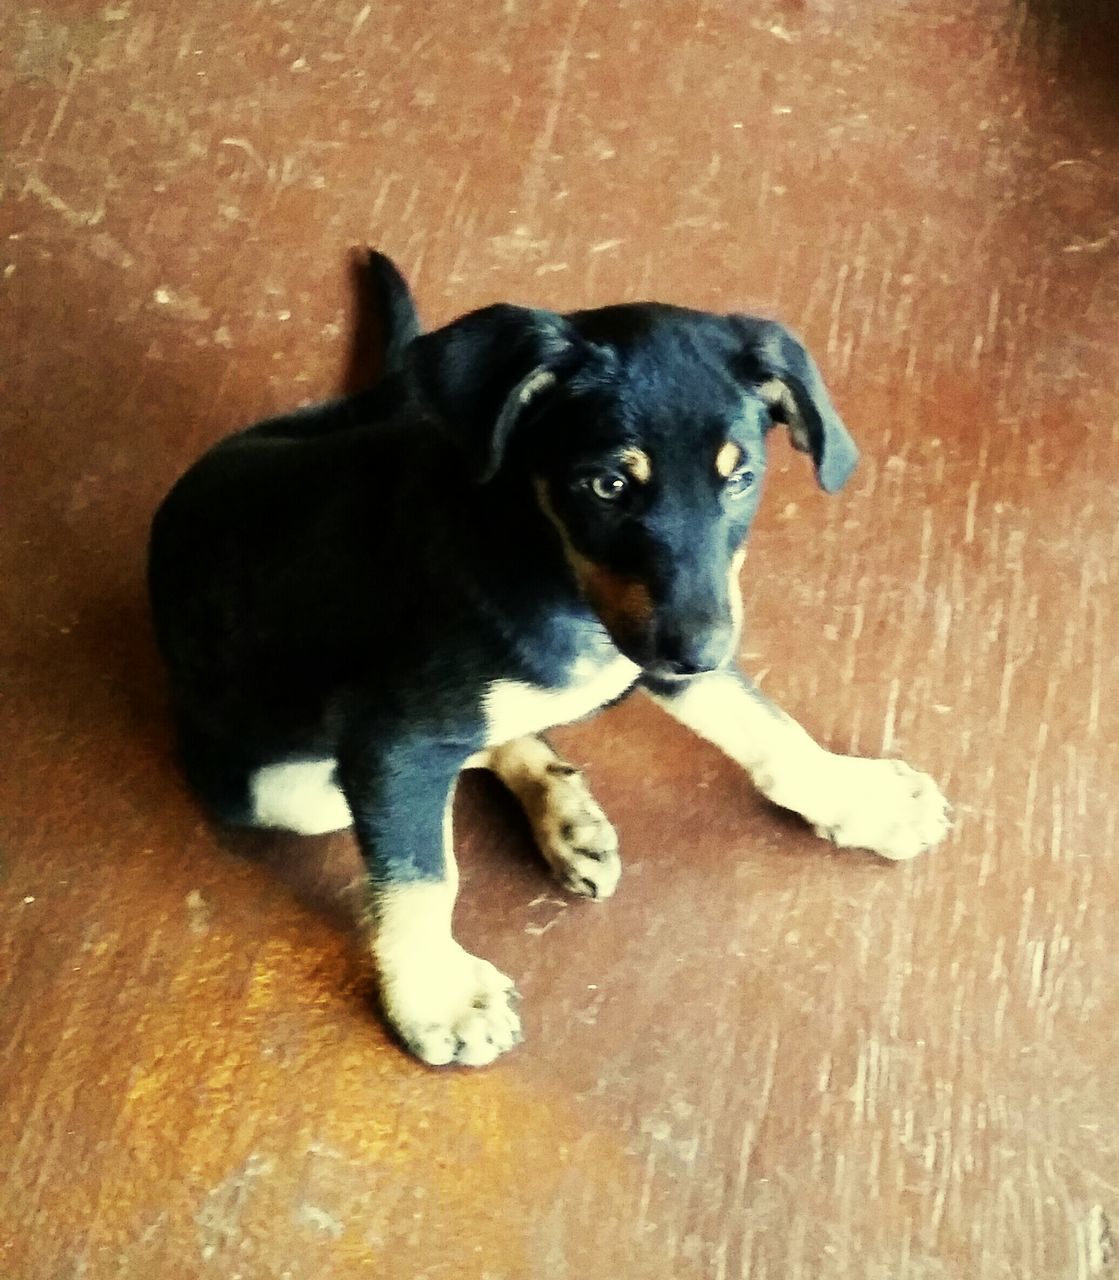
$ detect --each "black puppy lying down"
[149,252,950,1067]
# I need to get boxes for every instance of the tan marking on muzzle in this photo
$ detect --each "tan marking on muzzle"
[534,479,653,647]
[715,441,742,478]
[619,446,652,484]
[576,563,653,641]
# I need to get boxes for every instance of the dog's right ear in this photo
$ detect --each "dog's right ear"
[405,304,578,482]
[728,316,859,494]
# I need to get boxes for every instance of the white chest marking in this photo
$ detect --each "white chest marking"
[483,656,639,746]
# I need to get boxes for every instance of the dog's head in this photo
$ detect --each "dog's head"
[407,302,858,680]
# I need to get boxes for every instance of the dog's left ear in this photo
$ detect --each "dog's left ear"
[406,304,578,482]
[728,317,859,493]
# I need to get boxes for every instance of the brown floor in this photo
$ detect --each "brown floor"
[3,2,1118,1277]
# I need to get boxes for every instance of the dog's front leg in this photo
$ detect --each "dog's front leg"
[481,735,622,899]
[644,669,950,861]
[339,735,521,1067]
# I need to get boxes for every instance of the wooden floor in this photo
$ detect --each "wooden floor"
[3,2,1118,1277]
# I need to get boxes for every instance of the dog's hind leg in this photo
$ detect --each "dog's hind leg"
[481,736,622,900]
[174,716,259,827]
[248,759,353,835]
[174,712,352,834]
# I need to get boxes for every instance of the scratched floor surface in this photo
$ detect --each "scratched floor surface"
[2,2,1118,1277]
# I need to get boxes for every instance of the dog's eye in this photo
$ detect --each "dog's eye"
[588,472,630,502]
[726,467,756,499]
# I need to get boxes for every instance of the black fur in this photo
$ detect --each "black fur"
[148,254,857,915]
[366,248,421,374]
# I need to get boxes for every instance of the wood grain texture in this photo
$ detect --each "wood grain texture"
[2,1,1117,1277]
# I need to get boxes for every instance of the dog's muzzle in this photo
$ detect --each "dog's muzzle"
[644,620,735,680]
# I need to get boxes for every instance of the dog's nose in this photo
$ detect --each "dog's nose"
[653,624,732,678]
[656,657,718,678]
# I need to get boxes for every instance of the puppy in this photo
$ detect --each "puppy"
[148,252,950,1067]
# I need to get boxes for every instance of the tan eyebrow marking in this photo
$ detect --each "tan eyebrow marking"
[715,441,742,478]
[619,447,652,484]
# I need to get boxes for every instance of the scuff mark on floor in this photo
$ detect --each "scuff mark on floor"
[295,1202,344,1238]
[195,1153,274,1261]
[185,888,211,936]
[1078,1204,1115,1277]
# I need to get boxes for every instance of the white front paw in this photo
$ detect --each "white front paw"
[807,755,951,861]
[380,945,522,1067]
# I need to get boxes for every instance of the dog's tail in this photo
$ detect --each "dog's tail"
[364,248,422,374]
[341,248,423,395]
